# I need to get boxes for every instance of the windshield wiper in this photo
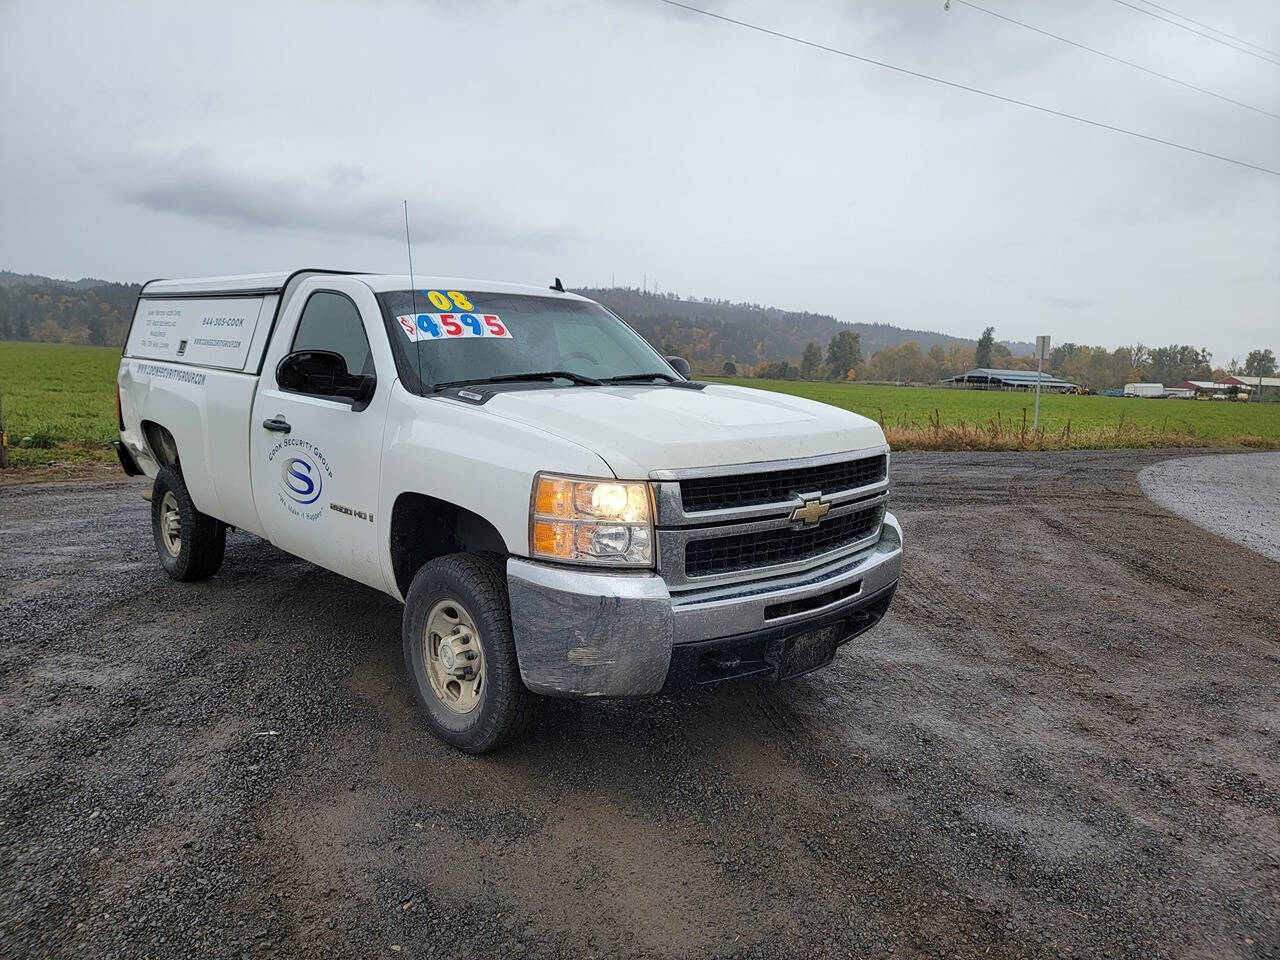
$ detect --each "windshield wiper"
[599,372,678,383]
[432,370,602,392]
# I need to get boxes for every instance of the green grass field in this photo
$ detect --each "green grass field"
[1,343,1277,468]
[0,342,121,466]
[709,377,1280,450]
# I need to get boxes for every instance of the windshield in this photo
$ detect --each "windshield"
[377,289,675,392]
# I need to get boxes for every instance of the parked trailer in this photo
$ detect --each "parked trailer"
[1124,382,1165,398]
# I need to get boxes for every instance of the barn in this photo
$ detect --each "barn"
[1219,375,1280,401]
[941,367,1079,392]
[1169,380,1221,397]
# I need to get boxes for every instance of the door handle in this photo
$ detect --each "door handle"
[262,417,292,433]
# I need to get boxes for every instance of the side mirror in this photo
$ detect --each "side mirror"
[277,350,375,410]
[665,355,692,379]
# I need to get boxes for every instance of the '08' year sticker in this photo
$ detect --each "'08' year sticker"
[396,312,511,342]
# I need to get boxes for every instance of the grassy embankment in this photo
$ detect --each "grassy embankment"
[1,343,1277,467]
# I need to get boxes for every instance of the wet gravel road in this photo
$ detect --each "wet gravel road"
[2,451,1278,959]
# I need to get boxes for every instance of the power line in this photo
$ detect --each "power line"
[1136,0,1280,59]
[1106,0,1280,66]
[652,0,1280,177]
[951,0,1279,120]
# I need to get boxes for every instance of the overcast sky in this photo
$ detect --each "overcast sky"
[1,0,1276,361]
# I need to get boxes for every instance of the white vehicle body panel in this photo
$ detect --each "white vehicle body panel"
[473,382,886,477]
[379,386,612,595]
[117,360,265,536]
[248,276,395,591]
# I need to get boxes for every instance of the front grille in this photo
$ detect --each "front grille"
[684,503,885,578]
[679,454,886,513]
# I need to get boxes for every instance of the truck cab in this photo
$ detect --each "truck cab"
[116,270,903,752]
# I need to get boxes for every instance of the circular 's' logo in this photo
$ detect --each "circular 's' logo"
[281,454,322,505]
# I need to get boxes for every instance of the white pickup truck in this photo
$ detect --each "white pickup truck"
[115,270,902,752]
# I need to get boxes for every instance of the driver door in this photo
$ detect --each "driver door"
[250,278,392,592]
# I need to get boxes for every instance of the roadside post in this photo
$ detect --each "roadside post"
[0,386,9,469]
[1033,335,1050,434]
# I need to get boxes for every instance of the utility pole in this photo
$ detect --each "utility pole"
[1033,335,1050,433]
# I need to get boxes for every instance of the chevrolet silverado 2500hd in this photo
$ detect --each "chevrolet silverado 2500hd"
[115,270,903,752]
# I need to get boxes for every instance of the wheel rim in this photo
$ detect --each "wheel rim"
[422,598,486,715]
[160,491,182,557]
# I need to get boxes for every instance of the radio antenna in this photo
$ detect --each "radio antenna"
[403,200,424,390]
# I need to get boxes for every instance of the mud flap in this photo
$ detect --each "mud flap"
[115,441,144,477]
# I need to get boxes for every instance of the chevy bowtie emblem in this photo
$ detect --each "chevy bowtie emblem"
[790,497,831,526]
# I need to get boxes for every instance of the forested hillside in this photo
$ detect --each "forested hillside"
[0,273,139,347]
[579,287,1032,371]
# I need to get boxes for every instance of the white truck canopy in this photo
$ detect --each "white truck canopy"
[125,270,590,373]
[126,269,360,373]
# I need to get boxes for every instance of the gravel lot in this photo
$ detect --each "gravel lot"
[2,450,1277,959]
[1139,452,1280,562]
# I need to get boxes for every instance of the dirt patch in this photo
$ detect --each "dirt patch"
[0,457,119,485]
[2,450,1277,959]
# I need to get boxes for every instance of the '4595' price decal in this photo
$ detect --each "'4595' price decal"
[395,312,511,342]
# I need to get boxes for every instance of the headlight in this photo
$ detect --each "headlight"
[530,473,653,566]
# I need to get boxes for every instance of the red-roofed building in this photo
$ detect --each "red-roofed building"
[1218,375,1280,401]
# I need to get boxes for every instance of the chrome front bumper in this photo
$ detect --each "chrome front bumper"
[506,512,903,697]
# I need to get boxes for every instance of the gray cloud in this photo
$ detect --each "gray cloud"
[121,148,569,252]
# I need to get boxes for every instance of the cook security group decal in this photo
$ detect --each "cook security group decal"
[267,437,333,522]
[396,290,511,343]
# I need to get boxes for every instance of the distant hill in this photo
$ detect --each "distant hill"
[0,271,1032,366]
[0,272,140,346]
[578,287,1033,370]
[0,270,119,291]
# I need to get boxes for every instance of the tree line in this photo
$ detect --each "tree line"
[0,273,1272,390]
[749,325,1275,392]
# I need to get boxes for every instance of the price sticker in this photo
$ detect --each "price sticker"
[396,313,511,342]
[423,290,474,311]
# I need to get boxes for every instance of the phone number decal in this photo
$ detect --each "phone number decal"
[395,313,511,342]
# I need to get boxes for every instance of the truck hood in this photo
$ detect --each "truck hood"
[477,383,887,478]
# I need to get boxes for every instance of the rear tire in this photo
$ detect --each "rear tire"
[402,553,533,753]
[150,465,227,581]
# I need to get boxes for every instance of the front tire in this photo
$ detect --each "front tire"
[150,465,227,581]
[402,553,533,753]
